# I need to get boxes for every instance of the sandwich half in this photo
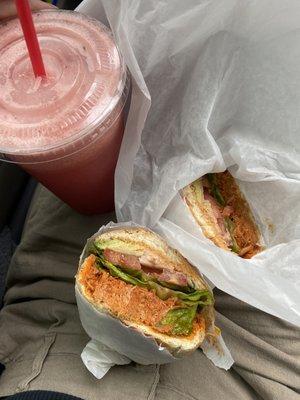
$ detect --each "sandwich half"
[76,227,216,353]
[181,171,261,258]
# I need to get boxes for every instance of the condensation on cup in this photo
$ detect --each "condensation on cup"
[0,10,130,214]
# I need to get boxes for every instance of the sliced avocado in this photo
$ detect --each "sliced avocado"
[94,239,142,256]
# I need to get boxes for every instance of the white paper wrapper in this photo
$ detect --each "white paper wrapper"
[77,0,300,325]
[105,0,300,228]
[75,221,233,378]
[159,190,300,326]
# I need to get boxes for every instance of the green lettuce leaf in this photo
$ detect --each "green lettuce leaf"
[158,305,198,335]
[89,243,214,336]
[95,252,213,306]
[224,217,240,254]
[206,173,226,206]
[175,289,213,306]
[99,256,148,287]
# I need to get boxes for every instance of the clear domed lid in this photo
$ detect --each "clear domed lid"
[0,10,127,155]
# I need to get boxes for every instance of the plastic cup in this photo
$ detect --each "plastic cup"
[0,10,129,214]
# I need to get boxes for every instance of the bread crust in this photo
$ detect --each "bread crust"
[181,183,230,250]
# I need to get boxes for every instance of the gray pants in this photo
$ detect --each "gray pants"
[0,186,299,400]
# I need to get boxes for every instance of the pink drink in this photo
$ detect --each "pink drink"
[0,10,129,214]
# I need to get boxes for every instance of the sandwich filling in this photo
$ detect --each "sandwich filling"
[78,241,213,337]
[200,171,261,258]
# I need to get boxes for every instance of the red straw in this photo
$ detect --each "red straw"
[14,0,46,78]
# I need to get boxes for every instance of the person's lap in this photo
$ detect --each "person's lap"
[0,186,299,400]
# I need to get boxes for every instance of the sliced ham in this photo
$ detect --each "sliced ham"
[204,189,232,247]
[140,265,189,288]
[139,254,161,268]
[103,249,141,270]
[141,265,163,274]
[103,249,189,288]
[156,269,188,287]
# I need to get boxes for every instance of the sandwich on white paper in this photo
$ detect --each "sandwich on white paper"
[182,171,262,258]
[76,227,219,353]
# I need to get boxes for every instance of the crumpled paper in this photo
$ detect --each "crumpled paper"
[160,193,300,326]
[77,0,300,325]
[108,0,300,228]
[75,221,233,379]
[80,340,131,380]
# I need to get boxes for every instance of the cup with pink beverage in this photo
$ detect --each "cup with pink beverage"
[0,9,129,214]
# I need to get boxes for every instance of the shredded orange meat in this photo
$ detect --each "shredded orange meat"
[78,255,204,336]
[214,171,261,258]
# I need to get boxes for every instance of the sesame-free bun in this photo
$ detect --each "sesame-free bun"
[76,227,214,353]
